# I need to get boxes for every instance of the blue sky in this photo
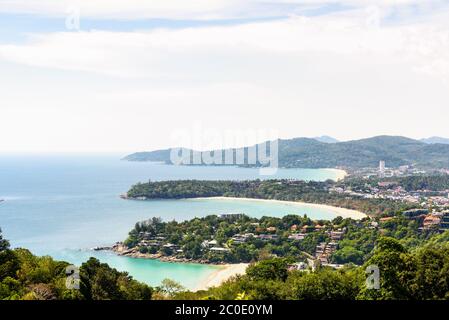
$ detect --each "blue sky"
[1,0,449,152]
[0,2,352,39]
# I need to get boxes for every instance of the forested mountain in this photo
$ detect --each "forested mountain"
[123,135,449,169]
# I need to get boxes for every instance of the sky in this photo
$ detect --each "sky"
[1,0,449,152]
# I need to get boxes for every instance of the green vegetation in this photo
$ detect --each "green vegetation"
[119,176,449,300]
[123,135,449,169]
[123,210,440,266]
[397,175,449,192]
[0,228,153,300]
[124,214,325,263]
[79,258,152,300]
[3,224,449,300]
[127,179,414,216]
[342,174,449,192]
[172,237,449,300]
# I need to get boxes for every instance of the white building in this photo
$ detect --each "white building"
[379,161,386,177]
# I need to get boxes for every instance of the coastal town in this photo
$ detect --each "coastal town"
[112,163,449,279]
[109,212,355,270]
[334,162,449,206]
[110,194,449,274]
[3,0,449,304]
[333,161,449,210]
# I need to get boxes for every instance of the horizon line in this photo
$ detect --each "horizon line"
[0,134,446,154]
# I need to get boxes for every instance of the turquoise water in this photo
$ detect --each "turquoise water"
[0,154,342,288]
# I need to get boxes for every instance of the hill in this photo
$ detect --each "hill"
[421,137,449,144]
[123,135,449,169]
[124,148,171,162]
[312,135,339,143]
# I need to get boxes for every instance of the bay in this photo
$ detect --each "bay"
[0,154,344,288]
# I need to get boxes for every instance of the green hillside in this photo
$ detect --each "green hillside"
[123,135,449,169]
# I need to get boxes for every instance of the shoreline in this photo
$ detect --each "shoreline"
[109,244,248,291]
[331,168,347,181]
[121,161,348,180]
[193,196,367,220]
[194,263,249,291]
[110,243,231,266]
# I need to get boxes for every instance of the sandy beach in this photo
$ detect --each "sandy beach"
[332,169,348,181]
[195,196,367,220]
[195,263,249,291]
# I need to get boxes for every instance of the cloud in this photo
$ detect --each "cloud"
[0,0,228,19]
[1,11,448,80]
[0,0,443,20]
[1,2,449,152]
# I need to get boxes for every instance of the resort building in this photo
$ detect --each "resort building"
[210,247,231,252]
[257,234,279,241]
[440,212,449,230]
[403,209,429,219]
[379,161,386,177]
[423,215,442,230]
[219,213,245,221]
[328,229,345,241]
[231,233,254,244]
[202,239,218,248]
[288,233,306,241]
[315,241,338,264]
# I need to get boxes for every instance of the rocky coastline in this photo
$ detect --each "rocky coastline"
[103,242,231,265]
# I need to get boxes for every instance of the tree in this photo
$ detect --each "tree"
[358,237,415,300]
[0,228,10,252]
[0,230,19,283]
[0,276,22,299]
[246,258,290,282]
[332,246,364,265]
[159,278,185,297]
[288,268,361,300]
[410,245,449,300]
[80,257,152,300]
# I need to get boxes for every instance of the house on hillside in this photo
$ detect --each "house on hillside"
[423,215,441,230]
[288,233,306,241]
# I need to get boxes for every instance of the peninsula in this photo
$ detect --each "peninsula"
[123,179,413,216]
[123,135,449,169]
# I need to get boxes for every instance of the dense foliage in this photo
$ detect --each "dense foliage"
[3,226,449,300]
[0,229,153,300]
[342,174,449,192]
[175,237,449,300]
[123,210,440,266]
[124,214,327,263]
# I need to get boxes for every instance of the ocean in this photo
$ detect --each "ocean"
[0,154,344,289]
